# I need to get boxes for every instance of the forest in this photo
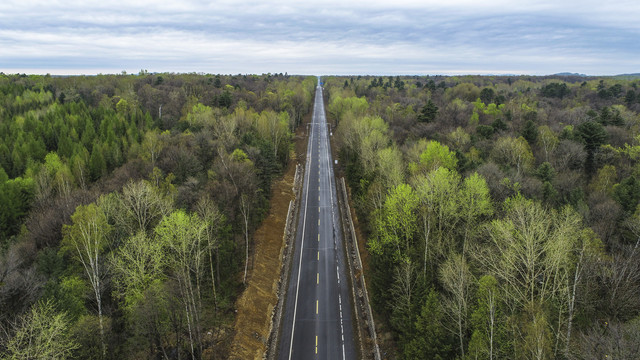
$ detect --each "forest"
[324,74,640,359]
[0,72,316,359]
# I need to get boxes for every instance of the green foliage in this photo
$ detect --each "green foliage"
[404,288,453,359]
[371,184,418,259]
[467,274,510,359]
[419,141,458,172]
[42,276,88,322]
[521,119,538,143]
[625,89,637,105]
[3,300,79,359]
[577,120,608,174]
[418,99,438,122]
[328,96,368,122]
[111,231,166,312]
[491,117,508,132]
[479,88,495,105]
[540,82,569,98]
[470,111,480,126]
[491,136,534,175]
[576,121,607,151]
[536,162,555,183]
[613,175,640,213]
[476,124,494,138]
[0,176,34,241]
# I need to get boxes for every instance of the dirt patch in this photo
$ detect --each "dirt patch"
[228,125,307,360]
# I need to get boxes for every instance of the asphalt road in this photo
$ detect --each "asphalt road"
[278,78,356,360]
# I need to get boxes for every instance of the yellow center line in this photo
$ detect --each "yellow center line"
[316,299,319,314]
[318,233,320,242]
[315,335,318,354]
[317,273,319,284]
[317,251,319,260]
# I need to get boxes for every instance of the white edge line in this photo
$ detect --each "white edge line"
[287,84,320,360]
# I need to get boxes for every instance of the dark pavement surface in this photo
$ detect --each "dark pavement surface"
[278,79,356,360]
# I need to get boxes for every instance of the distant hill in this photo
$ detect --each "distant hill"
[614,73,640,79]
[553,72,588,77]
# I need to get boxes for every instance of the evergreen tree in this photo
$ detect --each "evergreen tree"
[521,119,538,143]
[89,143,106,181]
[405,288,453,359]
[418,99,438,123]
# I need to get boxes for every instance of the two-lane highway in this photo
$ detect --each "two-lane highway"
[278,78,356,359]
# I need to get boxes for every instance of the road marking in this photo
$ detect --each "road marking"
[316,299,319,314]
[318,218,320,226]
[317,273,319,284]
[315,335,318,354]
[318,233,320,242]
[288,87,317,360]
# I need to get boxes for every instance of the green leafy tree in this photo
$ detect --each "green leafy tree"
[474,196,584,358]
[459,173,493,251]
[419,141,458,173]
[371,183,418,260]
[114,180,173,235]
[155,210,208,357]
[468,275,505,360]
[413,167,461,275]
[44,275,88,322]
[3,300,79,360]
[111,231,166,311]
[440,253,473,358]
[61,202,112,358]
[537,125,558,163]
[491,136,534,176]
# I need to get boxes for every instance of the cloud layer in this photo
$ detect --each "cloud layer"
[1,0,638,75]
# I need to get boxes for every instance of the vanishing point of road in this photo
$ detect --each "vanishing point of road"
[278,78,357,359]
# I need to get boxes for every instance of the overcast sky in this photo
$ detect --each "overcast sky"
[0,0,638,75]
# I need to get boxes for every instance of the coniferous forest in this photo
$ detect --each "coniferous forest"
[325,75,640,360]
[0,72,316,359]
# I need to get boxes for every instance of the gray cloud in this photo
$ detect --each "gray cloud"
[0,0,638,75]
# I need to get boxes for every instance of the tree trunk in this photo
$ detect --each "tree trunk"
[241,194,251,285]
[209,247,217,311]
[423,216,431,279]
[566,244,585,357]
[243,214,249,285]
[97,294,106,358]
[489,301,494,360]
